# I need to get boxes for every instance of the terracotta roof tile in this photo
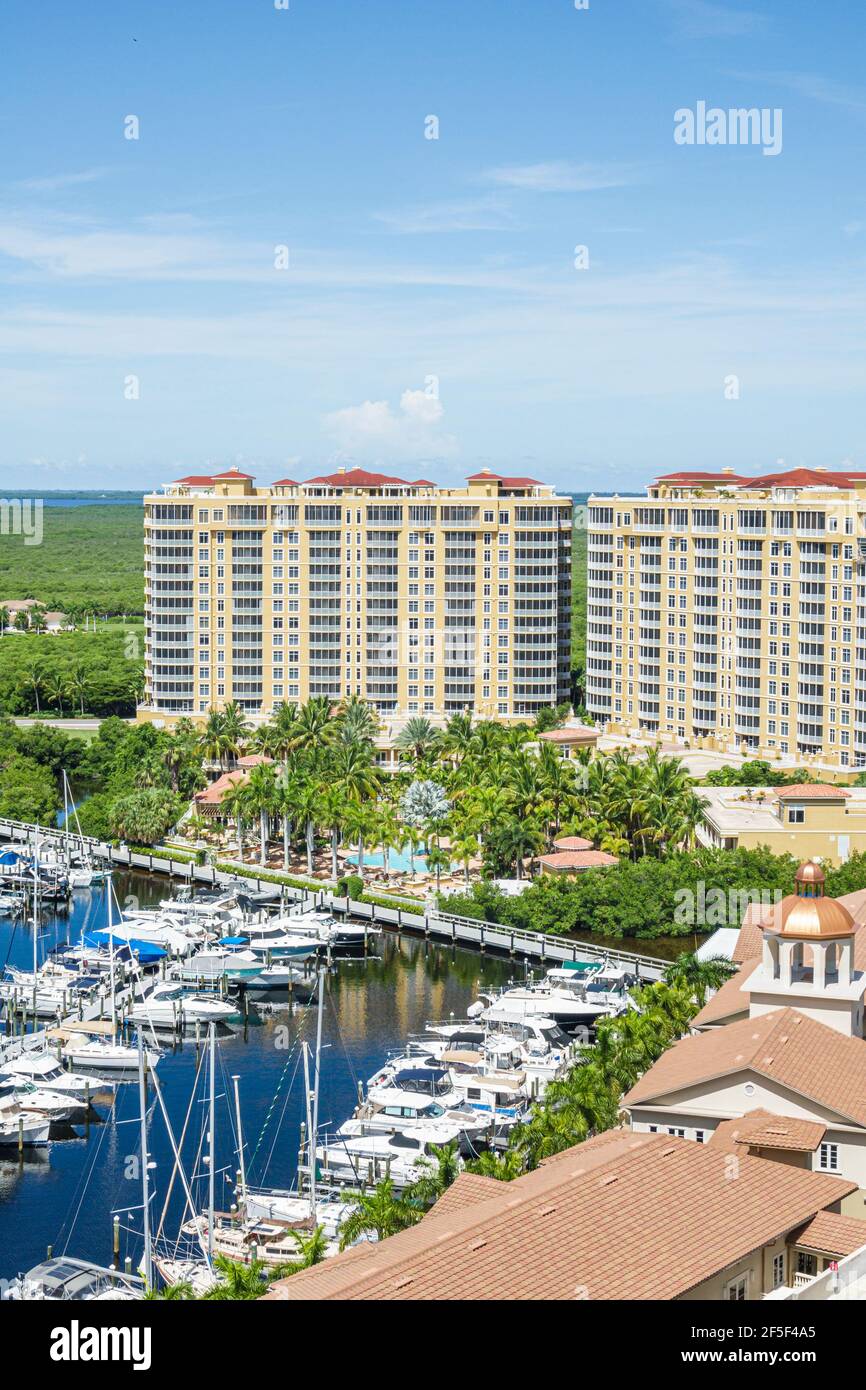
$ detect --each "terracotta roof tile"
[790,1210,866,1258]
[775,784,850,799]
[539,850,619,870]
[707,1108,826,1154]
[691,965,751,1027]
[624,1007,866,1129]
[263,1131,854,1301]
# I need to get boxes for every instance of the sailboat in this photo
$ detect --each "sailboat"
[62,883,161,1075]
[61,770,111,888]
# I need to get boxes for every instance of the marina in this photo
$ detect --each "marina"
[0,868,529,1282]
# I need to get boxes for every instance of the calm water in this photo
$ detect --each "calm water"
[0,871,516,1279]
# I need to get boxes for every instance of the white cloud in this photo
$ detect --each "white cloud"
[373,197,515,234]
[665,0,768,39]
[484,161,639,193]
[323,388,457,462]
[14,167,111,193]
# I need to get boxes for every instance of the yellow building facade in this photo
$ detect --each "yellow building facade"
[138,465,572,726]
[586,466,866,770]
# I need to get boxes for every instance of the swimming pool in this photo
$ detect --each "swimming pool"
[346,848,429,873]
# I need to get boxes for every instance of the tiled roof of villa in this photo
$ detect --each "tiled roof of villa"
[707,1108,826,1154]
[624,1008,866,1129]
[262,1130,854,1301]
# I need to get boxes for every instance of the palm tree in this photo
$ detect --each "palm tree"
[144,1280,195,1300]
[220,701,251,761]
[65,661,90,716]
[21,657,44,714]
[394,716,440,770]
[662,952,736,1007]
[0,605,9,635]
[293,696,338,766]
[220,776,249,860]
[294,774,323,877]
[404,1141,460,1209]
[200,709,233,770]
[202,1255,268,1300]
[245,762,278,866]
[338,1178,422,1249]
[338,696,378,748]
[452,831,479,886]
[425,844,451,894]
[42,671,66,715]
[273,769,301,871]
[268,1224,329,1278]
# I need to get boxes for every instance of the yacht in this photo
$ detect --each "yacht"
[0,1080,80,1124]
[62,1033,162,1075]
[2,1257,144,1301]
[339,1084,489,1149]
[0,1048,115,1100]
[0,1107,51,1147]
[129,981,242,1028]
[314,1121,468,1189]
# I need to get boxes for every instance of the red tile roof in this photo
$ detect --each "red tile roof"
[775,783,850,799]
[263,1130,854,1301]
[174,475,215,484]
[625,1007,866,1129]
[707,1108,826,1154]
[211,469,255,479]
[539,849,619,870]
[304,468,415,488]
[271,477,298,487]
[552,835,594,851]
[791,1210,866,1258]
[466,470,542,487]
[657,467,866,491]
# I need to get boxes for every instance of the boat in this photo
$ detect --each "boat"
[314,1122,468,1189]
[0,1108,51,1147]
[1,1258,145,1301]
[0,1047,115,1100]
[0,1080,81,1123]
[129,981,242,1028]
[63,1032,162,1075]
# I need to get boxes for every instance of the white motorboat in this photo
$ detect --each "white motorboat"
[0,1048,115,1100]
[0,1081,79,1123]
[129,982,241,1027]
[176,948,265,983]
[0,1108,51,1147]
[472,964,635,1032]
[63,1035,162,1075]
[315,1122,466,1189]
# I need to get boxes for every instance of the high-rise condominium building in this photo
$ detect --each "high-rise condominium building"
[139,466,572,727]
[585,467,866,769]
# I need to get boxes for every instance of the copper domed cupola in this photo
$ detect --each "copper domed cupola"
[766,861,855,941]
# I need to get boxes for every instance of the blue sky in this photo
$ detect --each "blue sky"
[2,0,866,493]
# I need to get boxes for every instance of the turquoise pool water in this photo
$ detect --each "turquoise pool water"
[347,848,429,873]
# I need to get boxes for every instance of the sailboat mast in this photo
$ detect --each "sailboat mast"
[31,824,39,979]
[62,769,70,870]
[108,881,117,1039]
[208,1023,216,1260]
[137,1032,153,1289]
[232,1073,246,1204]
[309,967,325,1223]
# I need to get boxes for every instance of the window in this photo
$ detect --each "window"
[726,1274,748,1301]
[818,1142,839,1172]
[772,1252,785,1289]
[788,806,805,824]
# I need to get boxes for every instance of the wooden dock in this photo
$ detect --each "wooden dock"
[0,816,666,982]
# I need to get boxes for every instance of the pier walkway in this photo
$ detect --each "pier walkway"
[0,816,666,982]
